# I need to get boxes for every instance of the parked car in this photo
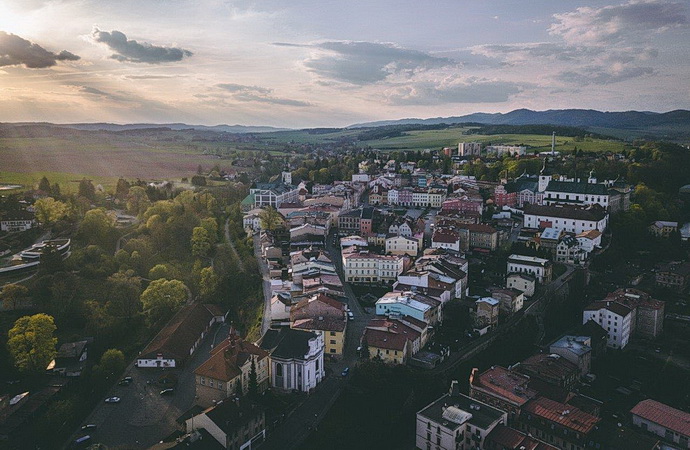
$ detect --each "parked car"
[341,367,350,377]
[80,424,97,431]
[347,311,354,320]
[160,388,174,396]
[104,396,121,403]
[73,435,91,447]
[118,377,133,386]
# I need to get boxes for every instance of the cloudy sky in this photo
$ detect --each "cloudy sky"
[0,0,688,127]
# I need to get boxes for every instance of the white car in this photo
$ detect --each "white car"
[104,396,121,403]
[347,311,354,320]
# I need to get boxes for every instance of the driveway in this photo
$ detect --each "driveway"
[72,322,229,448]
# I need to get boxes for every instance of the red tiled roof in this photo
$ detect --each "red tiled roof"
[472,366,538,407]
[363,328,408,351]
[631,399,690,437]
[194,335,268,381]
[432,228,459,243]
[485,424,559,450]
[524,397,600,434]
[292,317,346,332]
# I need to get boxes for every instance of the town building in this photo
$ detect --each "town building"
[655,262,690,292]
[185,399,265,450]
[489,288,524,314]
[248,171,299,209]
[469,366,538,423]
[549,336,593,376]
[458,142,482,157]
[137,304,226,368]
[484,424,559,450]
[194,333,269,407]
[515,353,579,390]
[49,340,89,376]
[485,145,526,157]
[631,399,690,449]
[473,297,499,328]
[523,204,608,234]
[648,220,678,238]
[258,328,325,393]
[375,291,442,326]
[416,381,508,450]
[342,247,404,284]
[290,294,347,356]
[0,210,35,232]
[431,227,461,252]
[364,316,426,363]
[385,235,420,256]
[517,397,601,450]
[506,254,553,284]
[582,301,633,349]
[506,273,536,297]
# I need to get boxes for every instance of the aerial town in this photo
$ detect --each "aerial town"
[2,1,690,449]
[2,131,690,450]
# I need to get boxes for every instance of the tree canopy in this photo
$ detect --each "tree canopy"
[140,279,188,326]
[7,314,57,373]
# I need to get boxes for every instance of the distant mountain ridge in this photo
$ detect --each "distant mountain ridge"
[348,109,690,130]
[4,122,290,134]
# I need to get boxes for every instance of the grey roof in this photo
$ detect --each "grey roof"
[418,392,505,432]
[505,177,539,194]
[204,399,265,436]
[550,336,592,357]
[545,181,609,195]
[524,204,607,222]
[258,328,317,360]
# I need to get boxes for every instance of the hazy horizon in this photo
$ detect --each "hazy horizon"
[1,0,689,127]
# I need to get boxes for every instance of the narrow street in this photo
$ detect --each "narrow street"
[258,229,373,449]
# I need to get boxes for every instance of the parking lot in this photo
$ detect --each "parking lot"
[71,322,228,448]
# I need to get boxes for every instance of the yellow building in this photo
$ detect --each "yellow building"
[362,327,409,365]
[292,318,346,356]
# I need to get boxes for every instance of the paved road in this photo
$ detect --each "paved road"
[71,323,229,448]
[253,233,273,336]
[258,229,373,450]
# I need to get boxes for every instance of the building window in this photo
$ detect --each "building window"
[276,363,283,376]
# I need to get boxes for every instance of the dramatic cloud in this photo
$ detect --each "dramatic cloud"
[299,41,456,85]
[91,28,192,63]
[550,0,688,45]
[0,31,79,68]
[385,77,525,105]
[216,83,311,107]
[558,65,655,85]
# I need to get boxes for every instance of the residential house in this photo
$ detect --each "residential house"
[649,221,678,238]
[458,142,482,156]
[432,227,461,252]
[194,333,269,407]
[258,328,325,393]
[137,304,226,368]
[185,399,265,450]
[655,262,690,292]
[441,196,483,215]
[631,399,690,449]
[50,340,89,376]
[469,366,538,423]
[549,336,593,377]
[416,381,508,450]
[507,254,553,284]
[364,316,424,363]
[290,294,347,356]
[523,204,608,234]
[576,229,603,254]
[506,273,536,298]
[270,293,293,322]
[603,288,665,339]
[489,288,524,314]
[515,353,579,390]
[375,291,442,326]
[484,424,559,450]
[0,210,35,232]
[582,301,633,349]
[556,235,584,264]
[457,223,499,251]
[473,297,500,329]
[342,247,404,284]
[517,397,601,450]
[385,235,419,256]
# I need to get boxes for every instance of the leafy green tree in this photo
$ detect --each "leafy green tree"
[34,197,69,225]
[0,284,30,310]
[78,178,96,201]
[106,270,142,318]
[148,264,180,280]
[191,175,207,186]
[39,246,65,274]
[191,226,212,257]
[201,217,219,243]
[94,349,125,381]
[248,357,258,398]
[127,186,150,216]
[38,176,51,192]
[7,314,57,373]
[115,178,131,200]
[199,266,219,300]
[77,209,116,248]
[51,183,61,197]
[258,207,282,231]
[140,279,188,326]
